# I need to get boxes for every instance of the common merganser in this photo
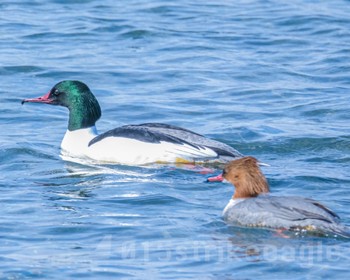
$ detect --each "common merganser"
[222,156,350,238]
[22,80,243,165]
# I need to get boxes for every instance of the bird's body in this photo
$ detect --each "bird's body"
[22,80,242,165]
[222,157,350,238]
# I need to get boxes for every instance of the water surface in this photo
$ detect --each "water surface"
[1,0,350,279]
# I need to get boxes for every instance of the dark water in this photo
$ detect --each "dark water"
[1,0,350,279]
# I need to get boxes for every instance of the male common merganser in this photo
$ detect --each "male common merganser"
[22,80,243,165]
[222,156,350,238]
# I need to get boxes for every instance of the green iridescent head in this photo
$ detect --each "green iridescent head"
[22,80,102,131]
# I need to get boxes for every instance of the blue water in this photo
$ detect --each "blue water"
[1,0,350,278]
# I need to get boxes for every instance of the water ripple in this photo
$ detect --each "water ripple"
[1,0,350,279]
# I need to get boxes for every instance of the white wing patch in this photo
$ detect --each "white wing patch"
[86,137,218,165]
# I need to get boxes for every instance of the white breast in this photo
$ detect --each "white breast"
[60,127,98,159]
[222,198,245,217]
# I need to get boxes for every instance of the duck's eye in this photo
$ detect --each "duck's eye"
[52,89,61,96]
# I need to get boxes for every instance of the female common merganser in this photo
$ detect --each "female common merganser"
[222,156,350,238]
[22,80,243,165]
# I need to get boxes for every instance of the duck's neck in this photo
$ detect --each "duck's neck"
[232,175,270,199]
[67,95,101,131]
